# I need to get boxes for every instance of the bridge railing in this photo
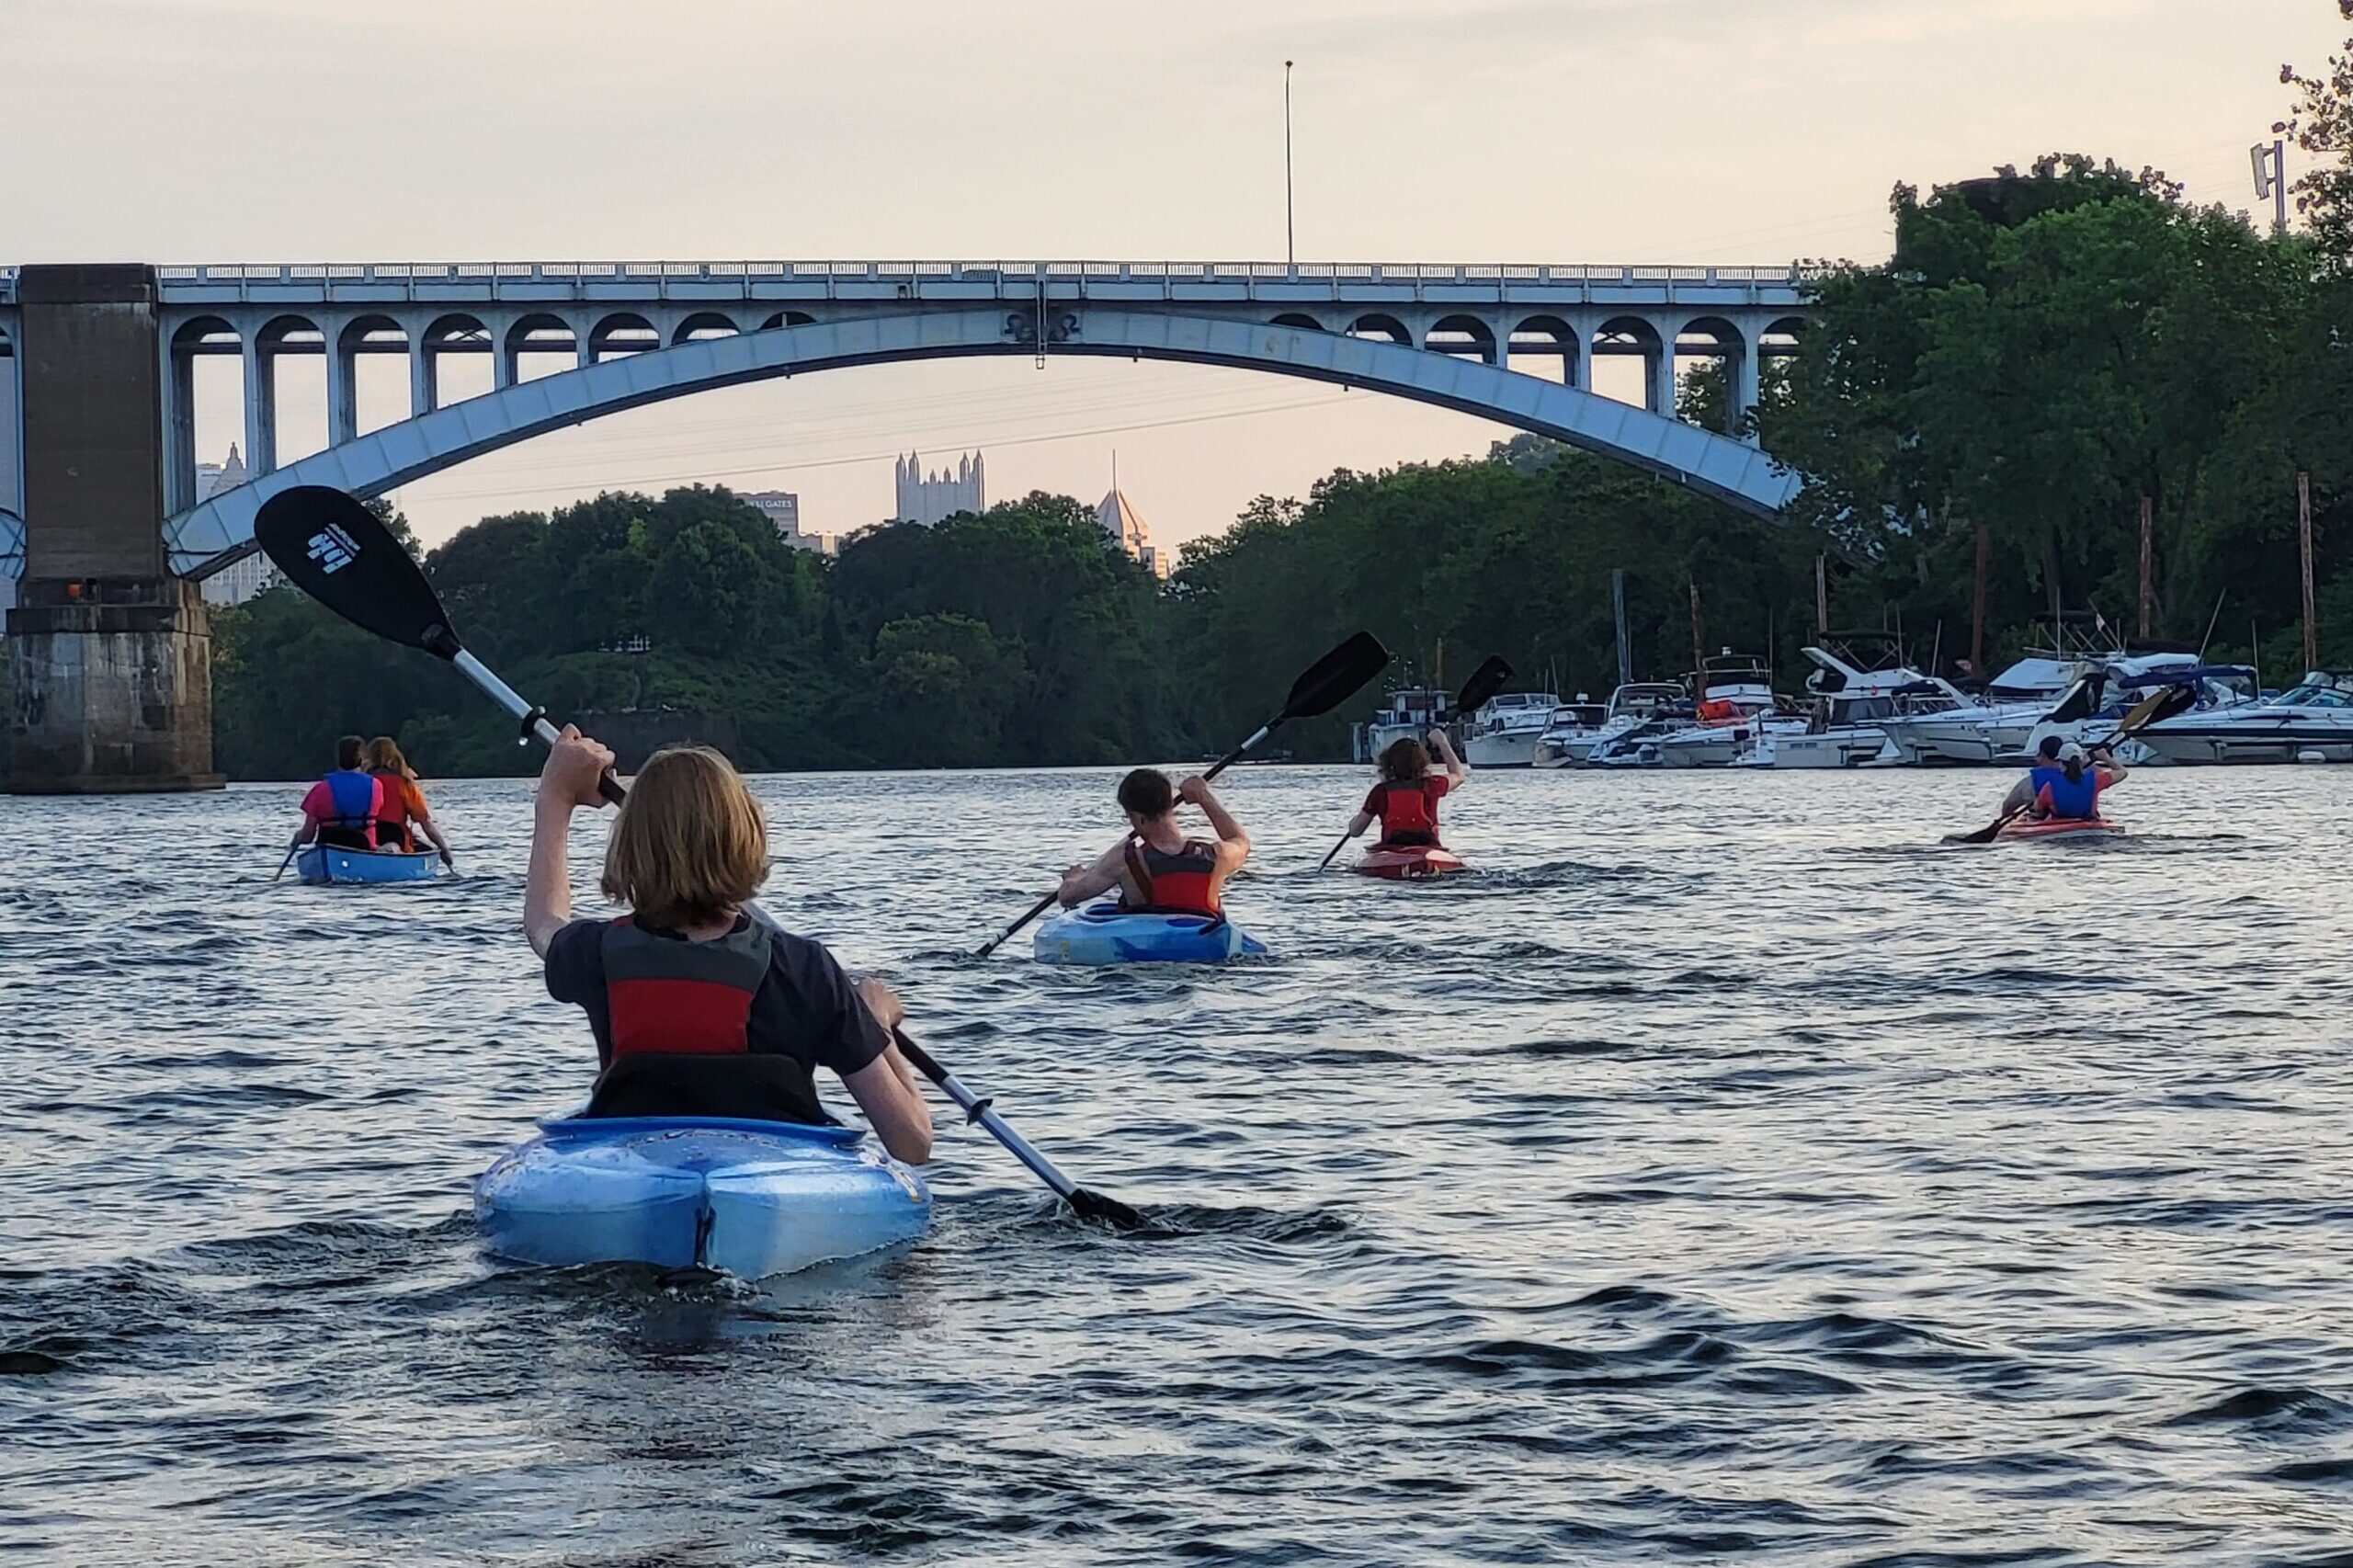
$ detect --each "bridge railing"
[134,260,1832,292]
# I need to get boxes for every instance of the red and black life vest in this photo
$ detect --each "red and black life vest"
[585,917,827,1124]
[1368,777,1448,846]
[1122,837,1222,917]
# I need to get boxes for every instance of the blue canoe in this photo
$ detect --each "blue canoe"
[473,1115,931,1278]
[296,845,439,885]
[1033,902,1267,965]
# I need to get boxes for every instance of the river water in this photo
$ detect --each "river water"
[4,763,2351,1565]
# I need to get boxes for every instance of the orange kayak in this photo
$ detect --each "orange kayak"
[1999,815,2121,841]
[1353,846,1469,880]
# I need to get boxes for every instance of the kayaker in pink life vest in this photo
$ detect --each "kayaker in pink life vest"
[522,726,932,1165]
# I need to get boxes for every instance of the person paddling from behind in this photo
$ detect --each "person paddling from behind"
[367,736,455,868]
[1058,768,1250,916]
[289,734,383,855]
[2006,737,2126,822]
[523,726,931,1165]
[1342,729,1469,853]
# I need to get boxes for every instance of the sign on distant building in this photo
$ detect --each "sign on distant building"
[742,489,837,555]
[894,451,985,526]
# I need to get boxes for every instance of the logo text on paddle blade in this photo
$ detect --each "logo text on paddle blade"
[306,525,358,574]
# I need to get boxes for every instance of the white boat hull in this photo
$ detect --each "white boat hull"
[1464,730,1544,768]
[1770,729,1891,768]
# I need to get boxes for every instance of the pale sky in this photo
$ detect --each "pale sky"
[5,0,2342,554]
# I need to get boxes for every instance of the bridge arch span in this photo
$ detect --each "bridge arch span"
[165,307,1802,573]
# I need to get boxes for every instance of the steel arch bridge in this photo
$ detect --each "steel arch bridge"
[0,259,1814,581]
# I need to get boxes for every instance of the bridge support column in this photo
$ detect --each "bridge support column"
[326,337,358,446]
[1732,342,1761,443]
[1569,333,1591,392]
[242,335,277,477]
[6,265,223,794]
[408,324,437,419]
[1645,326,1677,418]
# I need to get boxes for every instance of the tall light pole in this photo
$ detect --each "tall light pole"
[2252,138,2289,236]
[1284,61,1296,271]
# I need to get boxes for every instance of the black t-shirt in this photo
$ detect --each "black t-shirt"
[544,915,891,1078]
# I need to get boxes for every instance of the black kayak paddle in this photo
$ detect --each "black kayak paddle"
[1318,653,1511,870]
[253,484,1143,1230]
[974,629,1392,957]
[1941,683,2196,846]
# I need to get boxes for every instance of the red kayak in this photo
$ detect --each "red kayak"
[1999,815,2121,842]
[1353,845,1469,880]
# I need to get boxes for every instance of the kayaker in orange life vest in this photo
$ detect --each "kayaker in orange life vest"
[1341,728,1469,851]
[522,726,932,1165]
[1056,768,1251,916]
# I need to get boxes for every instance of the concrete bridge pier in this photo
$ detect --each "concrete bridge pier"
[6,265,222,793]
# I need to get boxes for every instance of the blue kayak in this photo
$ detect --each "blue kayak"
[296,845,438,885]
[474,1115,931,1278]
[1033,902,1267,965]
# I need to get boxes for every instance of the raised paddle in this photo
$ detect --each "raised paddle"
[251,483,1143,1230]
[973,629,1392,957]
[1941,683,2196,846]
[1318,653,1512,869]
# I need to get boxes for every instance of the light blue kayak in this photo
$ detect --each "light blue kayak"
[296,845,438,885]
[1033,902,1267,965]
[473,1115,931,1278]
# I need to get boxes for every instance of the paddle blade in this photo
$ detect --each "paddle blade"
[1280,631,1391,721]
[1066,1187,1147,1230]
[1943,804,2026,846]
[2114,682,2197,737]
[254,486,462,661]
[1452,655,1514,719]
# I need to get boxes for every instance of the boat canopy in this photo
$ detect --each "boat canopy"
[2112,664,2256,689]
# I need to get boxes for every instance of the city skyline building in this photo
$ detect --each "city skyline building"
[1097,485,1168,579]
[196,444,278,606]
[893,450,985,527]
[742,488,837,555]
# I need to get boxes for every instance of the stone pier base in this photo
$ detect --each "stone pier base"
[6,575,224,792]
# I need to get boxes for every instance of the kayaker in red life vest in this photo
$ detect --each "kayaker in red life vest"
[521,726,932,1165]
[288,734,386,854]
[1056,768,1251,916]
[1342,729,1469,852]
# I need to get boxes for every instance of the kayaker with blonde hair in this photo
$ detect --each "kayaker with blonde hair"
[365,735,454,866]
[523,726,931,1164]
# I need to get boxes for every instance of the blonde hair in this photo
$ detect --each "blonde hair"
[367,735,415,780]
[601,746,767,928]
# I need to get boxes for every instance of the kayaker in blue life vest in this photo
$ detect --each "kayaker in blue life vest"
[522,726,932,1164]
[1057,768,1250,917]
[288,734,386,854]
[2003,738,2127,822]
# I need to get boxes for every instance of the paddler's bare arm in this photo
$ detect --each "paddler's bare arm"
[1178,777,1249,868]
[1430,727,1469,785]
[844,978,932,1165]
[1058,840,1129,906]
[526,727,614,957]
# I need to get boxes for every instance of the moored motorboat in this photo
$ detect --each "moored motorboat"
[473,1114,932,1278]
[1462,690,1562,768]
[2131,670,2353,764]
[1033,902,1267,964]
[295,845,440,884]
[1353,845,1469,880]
